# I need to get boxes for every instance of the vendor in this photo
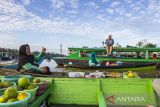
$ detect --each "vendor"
[17,44,50,74]
[105,35,114,56]
[89,52,100,66]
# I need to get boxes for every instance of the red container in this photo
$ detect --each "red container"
[33,80,48,96]
[153,53,157,59]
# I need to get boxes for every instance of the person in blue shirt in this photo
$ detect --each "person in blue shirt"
[105,35,114,55]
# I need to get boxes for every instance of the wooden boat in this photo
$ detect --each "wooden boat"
[0,68,160,107]
[0,75,159,107]
[0,51,14,61]
[53,47,160,69]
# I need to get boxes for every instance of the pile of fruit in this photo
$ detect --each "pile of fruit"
[31,78,48,96]
[32,78,46,84]
[0,87,28,103]
[0,81,13,89]
[123,71,140,78]
[16,77,37,91]
[104,72,122,78]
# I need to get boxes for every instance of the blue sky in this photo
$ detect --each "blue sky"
[0,0,160,54]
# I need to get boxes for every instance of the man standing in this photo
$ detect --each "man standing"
[105,35,114,55]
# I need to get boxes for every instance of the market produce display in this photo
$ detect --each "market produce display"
[0,87,28,103]
[123,71,140,78]
[0,81,14,89]
[32,79,46,84]
[104,72,122,78]
[32,78,48,95]
[16,77,37,91]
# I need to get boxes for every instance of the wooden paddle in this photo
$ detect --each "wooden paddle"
[25,72,52,77]
[8,70,27,76]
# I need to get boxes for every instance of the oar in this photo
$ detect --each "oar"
[8,70,27,76]
[25,72,52,77]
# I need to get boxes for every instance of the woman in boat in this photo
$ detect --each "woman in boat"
[18,44,50,74]
[105,35,114,55]
[89,52,100,66]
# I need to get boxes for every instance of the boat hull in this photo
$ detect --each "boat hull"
[54,58,156,69]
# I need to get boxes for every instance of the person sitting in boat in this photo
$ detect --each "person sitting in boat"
[105,35,114,56]
[89,52,100,66]
[17,44,51,75]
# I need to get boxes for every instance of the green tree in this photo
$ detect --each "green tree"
[144,43,157,48]
[136,40,157,48]
[136,41,144,48]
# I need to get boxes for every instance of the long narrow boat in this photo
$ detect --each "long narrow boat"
[0,68,160,107]
[1,75,159,107]
[53,47,160,69]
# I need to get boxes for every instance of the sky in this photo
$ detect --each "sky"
[0,0,160,54]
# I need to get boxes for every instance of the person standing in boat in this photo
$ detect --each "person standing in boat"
[17,44,50,74]
[105,35,114,55]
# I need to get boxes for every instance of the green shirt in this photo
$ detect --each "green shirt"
[22,52,45,73]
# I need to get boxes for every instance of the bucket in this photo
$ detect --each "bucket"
[0,82,16,96]
[2,75,32,83]
[33,80,48,96]
[0,92,30,107]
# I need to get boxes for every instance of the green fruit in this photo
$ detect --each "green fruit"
[18,77,29,88]
[41,80,46,83]
[3,81,11,87]
[15,86,23,91]
[0,96,7,103]
[0,82,3,89]
[4,87,18,99]
[27,84,36,90]
[7,98,17,103]
[32,79,41,83]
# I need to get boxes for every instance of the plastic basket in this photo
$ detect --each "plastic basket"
[22,86,38,103]
[51,78,100,105]
[2,75,32,83]
[100,78,157,107]
[0,82,16,96]
[33,80,48,96]
[0,92,30,107]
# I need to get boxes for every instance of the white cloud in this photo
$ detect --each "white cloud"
[124,0,132,4]
[147,0,160,14]
[0,0,160,50]
[21,0,33,6]
[96,15,106,21]
[132,6,141,11]
[126,13,132,17]
[101,0,110,3]
[0,33,20,49]
[66,10,78,14]
[110,1,120,8]
[84,2,99,9]
[50,0,79,10]
[106,8,114,14]
[67,0,79,9]
[0,0,105,38]
[51,0,65,9]
[115,7,127,15]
